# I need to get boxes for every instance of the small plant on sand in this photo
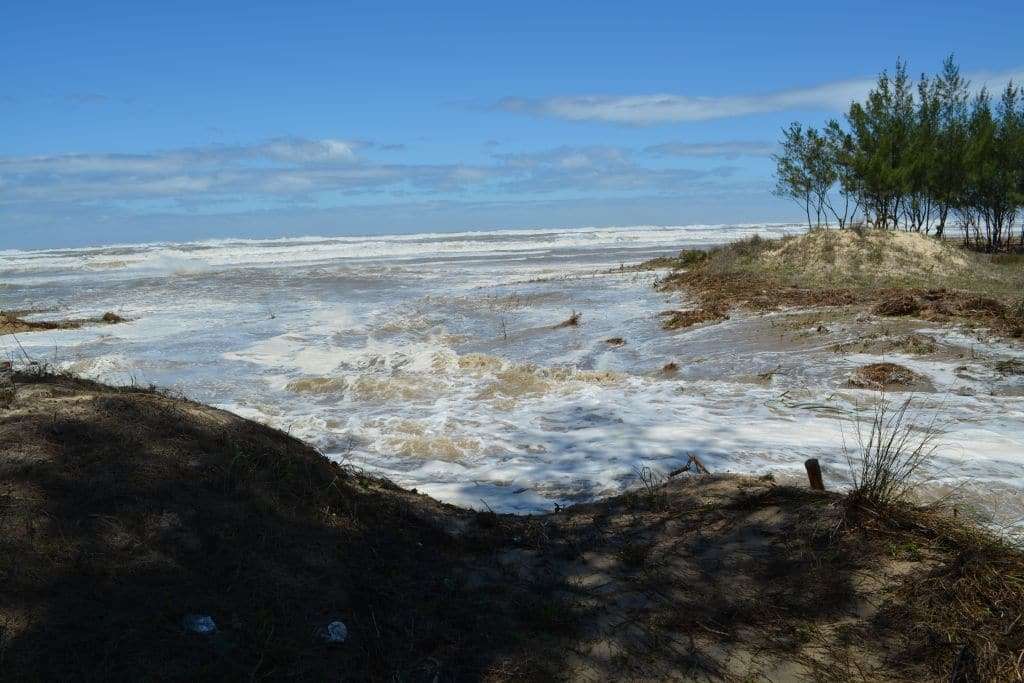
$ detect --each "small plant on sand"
[843,395,942,507]
[624,465,669,511]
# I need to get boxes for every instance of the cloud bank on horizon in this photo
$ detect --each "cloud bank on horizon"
[0,139,741,205]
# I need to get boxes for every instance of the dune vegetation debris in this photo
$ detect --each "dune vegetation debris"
[995,358,1024,375]
[848,362,925,390]
[604,337,626,346]
[832,332,937,355]
[0,310,127,335]
[555,310,581,328]
[659,307,728,331]
[874,294,921,316]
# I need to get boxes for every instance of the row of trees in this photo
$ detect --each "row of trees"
[774,56,1024,251]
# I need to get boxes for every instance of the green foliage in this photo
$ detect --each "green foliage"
[774,55,1024,251]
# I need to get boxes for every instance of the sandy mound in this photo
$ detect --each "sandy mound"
[760,229,973,283]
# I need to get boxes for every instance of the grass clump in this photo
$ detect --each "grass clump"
[843,395,941,508]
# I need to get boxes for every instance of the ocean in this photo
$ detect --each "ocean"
[3,223,1023,523]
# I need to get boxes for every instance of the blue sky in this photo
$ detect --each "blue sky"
[2,1,1022,248]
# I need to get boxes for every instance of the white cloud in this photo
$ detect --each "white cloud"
[257,138,359,163]
[0,138,366,180]
[496,146,633,170]
[492,145,734,194]
[65,92,108,105]
[645,141,776,158]
[494,79,874,124]
[493,66,1024,125]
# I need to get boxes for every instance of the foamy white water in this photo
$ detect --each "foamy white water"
[3,223,1023,525]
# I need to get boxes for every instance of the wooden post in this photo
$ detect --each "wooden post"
[804,458,825,491]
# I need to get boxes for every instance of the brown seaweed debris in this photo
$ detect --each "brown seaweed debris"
[605,337,626,346]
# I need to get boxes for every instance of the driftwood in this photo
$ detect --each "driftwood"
[669,454,711,477]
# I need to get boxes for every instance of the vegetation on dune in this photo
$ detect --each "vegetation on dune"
[653,228,1024,336]
[774,56,1024,252]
